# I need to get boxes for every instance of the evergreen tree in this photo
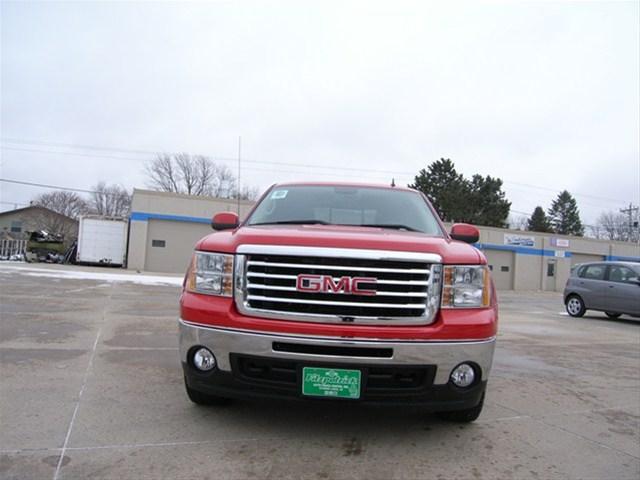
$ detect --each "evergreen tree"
[409,159,511,227]
[467,174,511,228]
[527,206,552,232]
[409,159,467,222]
[548,190,584,236]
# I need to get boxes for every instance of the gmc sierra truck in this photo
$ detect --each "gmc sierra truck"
[179,182,497,422]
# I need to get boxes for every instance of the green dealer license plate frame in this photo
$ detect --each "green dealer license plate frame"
[302,367,362,399]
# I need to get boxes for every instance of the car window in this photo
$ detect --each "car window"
[582,265,606,280]
[608,266,639,284]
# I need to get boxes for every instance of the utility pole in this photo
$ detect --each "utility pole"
[620,203,639,242]
[237,136,241,216]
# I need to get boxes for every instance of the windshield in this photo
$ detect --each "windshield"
[247,185,443,235]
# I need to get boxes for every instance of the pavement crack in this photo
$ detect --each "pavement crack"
[52,284,113,480]
[531,416,640,461]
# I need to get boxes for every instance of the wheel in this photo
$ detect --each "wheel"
[565,295,586,317]
[184,377,232,406]
[605,312,621,319]
[437,393,485,423]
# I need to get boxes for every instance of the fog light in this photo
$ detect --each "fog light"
[193,347,216,371]
[450,363,475,388]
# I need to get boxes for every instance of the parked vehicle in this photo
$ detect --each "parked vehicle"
[24,230,66,263]
[179,183,498,422]
[564,261,640,318]
[76,216,128,266]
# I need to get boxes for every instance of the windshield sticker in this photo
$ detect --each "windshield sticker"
[271,190,288,200]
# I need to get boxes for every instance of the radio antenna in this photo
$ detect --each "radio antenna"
[237,136,241,215]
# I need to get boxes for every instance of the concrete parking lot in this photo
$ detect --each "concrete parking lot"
[1,263,638,480]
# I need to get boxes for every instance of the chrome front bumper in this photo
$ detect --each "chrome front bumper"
[179,319,495,385]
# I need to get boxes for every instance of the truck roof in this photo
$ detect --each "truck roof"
[271,181,417,193]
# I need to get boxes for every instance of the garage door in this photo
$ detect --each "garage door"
[571,253,605,267]
[145,220,212,273]
[484,249,515,290]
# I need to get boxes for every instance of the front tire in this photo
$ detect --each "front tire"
[605,312,621,319]
[566,295,586,317]
[437,393,485,423]
[184,377,232,406]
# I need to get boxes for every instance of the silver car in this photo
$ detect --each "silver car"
[564,261,640,319]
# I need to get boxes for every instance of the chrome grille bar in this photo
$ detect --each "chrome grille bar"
[246,260,431,275]
[246,272,429,285]
[246,283,428,297]
[246,295,428,309]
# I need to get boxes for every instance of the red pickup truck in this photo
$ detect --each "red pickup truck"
[180,183,497,422]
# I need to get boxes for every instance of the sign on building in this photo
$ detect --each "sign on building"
[504,234,535,247]
[550,237,570,248]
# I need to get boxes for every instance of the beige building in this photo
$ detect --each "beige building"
[465,225,639,291]
[127,189,640,291]
[127,189,254,273]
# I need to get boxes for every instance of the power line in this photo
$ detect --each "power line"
[1,137,171,157]
[0,146,236,165]
[1,138,635,205]
[0,142,411,175]
[0,146,410,181]
[0,200,29,207]
[0,178,100,194]
[503,181,627,205]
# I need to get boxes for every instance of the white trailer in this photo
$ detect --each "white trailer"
[76,216,128,266]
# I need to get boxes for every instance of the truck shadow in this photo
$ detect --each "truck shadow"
[188,396,464,437]
[579,314,640,326]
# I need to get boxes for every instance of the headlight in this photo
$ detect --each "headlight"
[186,252,234,297]
[441,265,490,308]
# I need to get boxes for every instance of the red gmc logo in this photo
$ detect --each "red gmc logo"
[296,274,377,296]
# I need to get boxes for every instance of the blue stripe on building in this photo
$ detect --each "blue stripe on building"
[130,211,211,224]
[474,243,573,258]
[605,255,640,262]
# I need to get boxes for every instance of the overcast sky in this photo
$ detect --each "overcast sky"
[1,0,639,226]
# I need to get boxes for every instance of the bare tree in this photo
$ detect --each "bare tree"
[172,154,217,195]
[507,214,529,231]
[32,191,89,219]
[89,182,132,217]
[595,210,639,242]
[145,154,181,192]
[145,153,254,199]
[234,185,260,201]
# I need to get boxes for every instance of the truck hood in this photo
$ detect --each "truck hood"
[196,225,484,264]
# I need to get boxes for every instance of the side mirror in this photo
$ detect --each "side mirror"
[211,212,239,231]
[450,223,479,244]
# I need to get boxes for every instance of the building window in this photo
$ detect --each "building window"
[488,265,493,271]
[10,221,22,233]
[547,263,556,277]
[152,240,166,248]
[500,266,509,272]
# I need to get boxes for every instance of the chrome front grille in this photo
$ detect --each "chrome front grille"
[234,245,442,325]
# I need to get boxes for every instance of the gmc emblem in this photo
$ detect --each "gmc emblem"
[296,274,376,296]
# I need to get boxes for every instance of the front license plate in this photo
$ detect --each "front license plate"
[302,367,361,399]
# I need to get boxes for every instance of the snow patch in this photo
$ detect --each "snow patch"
[0,265,183,286]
